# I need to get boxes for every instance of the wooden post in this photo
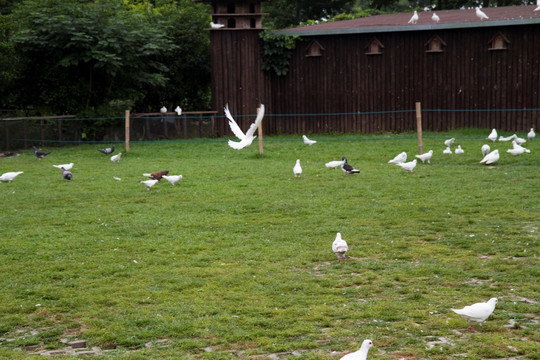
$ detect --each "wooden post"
[125,110,130,153]
[3,119,8,151]
[415,102,423,155]
[257,107,263,155]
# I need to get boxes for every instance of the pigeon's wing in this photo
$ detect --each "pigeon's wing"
[224,104,245,140]
[228,139,245,150]
[244,104,265,138]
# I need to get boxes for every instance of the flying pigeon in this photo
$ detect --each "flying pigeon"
[325,160,344,169]
[432,12,440,23]
[210,22,225,29]
[455,145,464,154]
[498,135,514,142]
[32,146,50,159]
[481,144,491,156]
[174,106,182,116]
[141,179,158,191]
[332,232,349,263]
[53,163,74,171]
[61,167,72,180]
[527,128,535,140]
[476,7,489,21]
[162,174,183,185]
[444,138,455,147]
[0,171,23,183]
[511,141,530,153]
[110,153,122,163]
[480,149,499,165]
[396,159,417,172]
[339,339,373,360]
[160,106,167,114]
[341,157,360,175]
[487,129,498,142]
[388,152,407,164]
[451,297,497,330]
[302,135,317,145]
[143,170,170,180]
[408,11,419,24]
[443,147,452,154]
[98,146,115,155]
[293,159,302,178]
[512,135,526,145]
[415,150,433,164]
[224,103,265,150]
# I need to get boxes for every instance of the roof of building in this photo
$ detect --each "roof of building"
[278,5,540,36]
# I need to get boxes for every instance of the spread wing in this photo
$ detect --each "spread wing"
[224,104,245,140]
[244,104,265,138]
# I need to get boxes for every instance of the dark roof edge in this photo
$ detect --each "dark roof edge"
[278,18,540,36]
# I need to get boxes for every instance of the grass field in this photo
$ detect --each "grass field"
[0,130,538,359]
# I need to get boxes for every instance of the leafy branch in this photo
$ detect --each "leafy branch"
[259,31,299,77]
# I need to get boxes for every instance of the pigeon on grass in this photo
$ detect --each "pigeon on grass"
[455,145,464,154]
[487,129,498,142]
[325,160,344,169]
[162,175,183,185]
[332,232,348,263]
[32,146,50,159]
[388,152,406,164]
[444,138,455,147]
[451,298,497,330]
[293,159,302,178]
[98,146,115,155]
[480,149,499,165]
[481,144,491,156]
[443,147,452,155]
[110,153,122,163]
[415,150,433,164]
[302,135,317,145]
[53,163,74,171]
[61,167,72,180]
[395,159,417,172]
[143,170,170,180]
[224,104,265,150]
[527,128,535,140]
[141,179,158,191]
[341,157,360,175]
[0,171,23,182]
[339,339,373,360]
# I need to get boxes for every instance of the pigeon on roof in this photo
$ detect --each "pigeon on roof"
[408,11,419,24]
[175,106,182,116]
[432,12,440,22]
[160,106,167,113]
[476,7,489,21]
[224,104,265,150]
[211,22,225,29]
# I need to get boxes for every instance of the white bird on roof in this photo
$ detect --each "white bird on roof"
[141,179,158,191]
[210,22,225,29]
[481,144,491,156]
[162,174,183,185]
[339,339,373,360]
[443,146,452,154]
[408,10,419,24]
[476,7,489,21]
[535,0,540,11]
[480,149,499,165]
[388,151,407,164]
[332,232,349,263]
[415,150,433,164]
[527,128,535,140]
[487,129,498,142]
[302,135,317,145]
[174,106,182,116]
[444,138,455,147]
[396,159,417,172]
[451,297,497,330]
[325,160,344,169]
[53,163,74,171]
[224,104,265,150]
[293,159,302,178]
[0,171,23,183]
[111,153,122,163]
[160,106,167,114]
[455,145,464,154]
[432,12,440,23]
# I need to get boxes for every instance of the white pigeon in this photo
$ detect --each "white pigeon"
[162,174,183,185]
[53,163,74,171]
[113,176,122,181]
[498,135,514,142]
[388,151,407,164]
[408,10,419,24]
[396,159,417,172]
[293,159,302,178]
[512,140,530,153]
[110,153,122,163]
[527,128,535,140]
[487,129,497,142]
[339,339,373,360]
[432,12,440,23]
[480,149,499,165]
[507,147,526,156]
[141,179,158,191]
[444,138,455,147]
[325,160,344,169]
[455,145,464,154]
[535,0,540,11]
[302,135,317,145]
[451,298,498,330]
[415,149,433,164]
[224,103,265,150]
[512,135,526,145]
[160,106,167,114]
[443,147,452,154]
[0,171,23,183]
[332,232,349,263]
[210,21,225,29]
[476,7,489,21]
[481,144,491,156]
[174,106,182,116]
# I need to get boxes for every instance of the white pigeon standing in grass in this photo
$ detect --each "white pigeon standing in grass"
[141,179,158,191]
[451,298,497,330]
[507,146,526,156]
[476,7,489,21]
[416,150,433,164]
[302,135,317,145]
[110,153,122,163]
[408,10,419,24]
[481,144,491,156]
[53,163,74,171]
[443,147,452,154]
[162,174,183,185]
[527,128,535,140]
[512,135,527,145]
[224,104,265,150]
[339,339,373,360]
[325,160,344,169]
[396,159,417,172]
[332,232,348,263]
[444,138,455,147]
[480,149,499,165]
[174,106,182,116]
[293,159,302,178]
[0,171,23,183]
[455,145,464,154]
[388,151,407,164]
[432,12,440,23]
[487,129,497,142]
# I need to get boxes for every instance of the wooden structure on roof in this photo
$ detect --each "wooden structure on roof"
[207,3,540,135]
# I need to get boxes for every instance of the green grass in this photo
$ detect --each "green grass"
[0,130,538,359]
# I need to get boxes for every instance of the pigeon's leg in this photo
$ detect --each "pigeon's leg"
[467,320,475,331]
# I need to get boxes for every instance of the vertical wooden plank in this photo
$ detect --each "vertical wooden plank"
[23,119,28,148]
[3,120,8,151]
[416,102,423,155]
[40,119,44,146]
[125,110,130,153]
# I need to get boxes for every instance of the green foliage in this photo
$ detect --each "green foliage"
[259,31,300,77]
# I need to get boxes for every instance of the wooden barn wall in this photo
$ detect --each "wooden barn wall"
[210,29,264,137]
[260,25,540,134]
